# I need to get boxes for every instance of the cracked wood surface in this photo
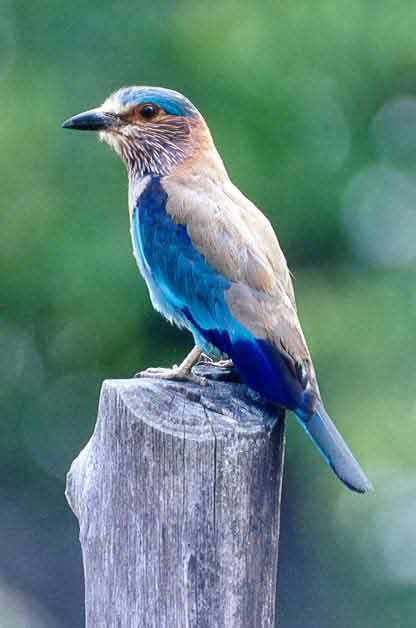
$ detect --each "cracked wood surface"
[66,364,286,628]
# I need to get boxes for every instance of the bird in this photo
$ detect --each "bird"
[63,85,372,493]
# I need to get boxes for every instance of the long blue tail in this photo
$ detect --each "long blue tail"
[296,400,372,493]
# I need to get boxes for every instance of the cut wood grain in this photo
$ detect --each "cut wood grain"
[66,364,285,628]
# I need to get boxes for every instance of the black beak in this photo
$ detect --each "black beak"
[62,108,117,131]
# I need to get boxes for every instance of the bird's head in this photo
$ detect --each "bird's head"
[63,86,217,178]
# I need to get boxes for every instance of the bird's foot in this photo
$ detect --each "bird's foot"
[199,354,234,369]
[136,365,208,386]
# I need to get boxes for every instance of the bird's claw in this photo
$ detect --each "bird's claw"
[198,355,234,369]
[135,366,208,387]
[213,359,234,369]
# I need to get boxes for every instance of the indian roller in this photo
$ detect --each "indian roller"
[63,86,371,493]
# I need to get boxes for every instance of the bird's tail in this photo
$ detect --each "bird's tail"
[295,400,372,493]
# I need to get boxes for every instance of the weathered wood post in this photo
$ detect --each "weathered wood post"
[66,365,285,628]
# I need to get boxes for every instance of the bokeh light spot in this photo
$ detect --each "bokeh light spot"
[341,163,416,267]
[371,96,416,166]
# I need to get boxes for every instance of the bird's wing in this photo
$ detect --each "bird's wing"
[133,175,305,408]
[164,175,296,304]
[137,176,371,493]
[162,175,316,401]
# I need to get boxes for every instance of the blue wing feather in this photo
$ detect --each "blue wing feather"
[132,176,304,409]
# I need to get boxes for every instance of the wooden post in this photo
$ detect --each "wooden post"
[66,365,285,628]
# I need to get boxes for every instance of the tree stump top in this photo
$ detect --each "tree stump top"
[106,364,281,441]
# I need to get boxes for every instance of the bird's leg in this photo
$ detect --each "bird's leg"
[136,346,206,385]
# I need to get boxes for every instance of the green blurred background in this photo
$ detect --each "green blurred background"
[1,1,415,626]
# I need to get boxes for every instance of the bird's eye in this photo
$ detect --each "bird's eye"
[140,104,158,119]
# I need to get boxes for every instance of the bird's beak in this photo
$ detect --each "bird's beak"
[62,108,117,131]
